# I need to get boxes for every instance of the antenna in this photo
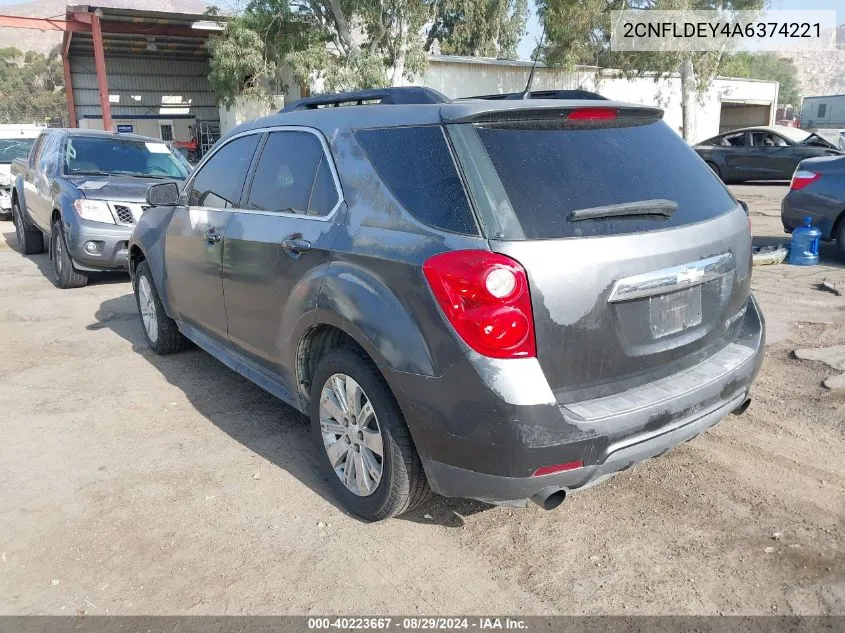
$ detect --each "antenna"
[520,23,547,100]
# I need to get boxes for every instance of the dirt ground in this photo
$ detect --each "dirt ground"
[0,183,843,616]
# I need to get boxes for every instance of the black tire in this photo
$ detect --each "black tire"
[310,347,430,520]
[706,162,721,180]
[133,260,189,354]
[836,217,845,256]
[12,200,45,255]
[0,210,11,221]
[50,219,88,289]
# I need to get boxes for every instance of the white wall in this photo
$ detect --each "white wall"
[219,95,285,135]
[78,118,195,141]
[414,57,778,144]
[801,96,845,129]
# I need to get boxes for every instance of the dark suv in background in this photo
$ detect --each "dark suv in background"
[129,88,764,521]
[10,129,191,288]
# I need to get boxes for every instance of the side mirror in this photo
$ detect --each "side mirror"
[145,182,180,207]
[738,200,749,215]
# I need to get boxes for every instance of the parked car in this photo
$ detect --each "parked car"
[129,87,765,521]
[694,125,842,182]
[10,129,190,288]
[0,126,41,220]
[782,155,845,253]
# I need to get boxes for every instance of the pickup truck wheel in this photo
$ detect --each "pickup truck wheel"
[12,200,45,255]
[310,347,430,520]
[133,260,189,354]
[50,220,87,289]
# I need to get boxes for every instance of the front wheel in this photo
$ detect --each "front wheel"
[50,219,87,289]
[12,200,45,255]
[310,347,430,520]
[133,260,190,355]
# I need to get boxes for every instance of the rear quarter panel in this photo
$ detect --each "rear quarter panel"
[782,156,845,239]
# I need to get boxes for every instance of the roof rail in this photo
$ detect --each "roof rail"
[461,89,608,101]
[281,87,450,112]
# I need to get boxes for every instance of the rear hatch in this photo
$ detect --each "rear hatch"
[446,105,752,404]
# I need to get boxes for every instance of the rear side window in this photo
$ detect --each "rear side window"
[245,130,339,216]
[471,120,737,239]
[355,126,477,235]
[189,134,259,208]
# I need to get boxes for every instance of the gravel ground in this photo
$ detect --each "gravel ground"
[0,183,843,615]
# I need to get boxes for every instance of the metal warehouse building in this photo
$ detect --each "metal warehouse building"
[0,4,224,153]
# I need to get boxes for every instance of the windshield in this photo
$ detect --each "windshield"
[64,136,190,179]
[0,138,36,164]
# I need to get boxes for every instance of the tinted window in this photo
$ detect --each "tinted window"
[246,131,337,216]
[723,132,747,147]
[65,136,190,179]
[472,120,737,239]
[751,132,787,147]
[189,134,260,208]
[307,156,338,216]
[355,126,477,235]
[0,138,36,164]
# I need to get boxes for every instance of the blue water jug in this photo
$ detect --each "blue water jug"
[789,216,821,266]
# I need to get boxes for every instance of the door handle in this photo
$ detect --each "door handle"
[281,235,311,256]
[205,228,221,244]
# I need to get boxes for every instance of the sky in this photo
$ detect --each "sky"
[515,0,845,60]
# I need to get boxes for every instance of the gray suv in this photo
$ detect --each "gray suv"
[129,88,765,521]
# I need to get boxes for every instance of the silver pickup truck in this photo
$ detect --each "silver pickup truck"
[10,128,191,288]
[0,127,41,219]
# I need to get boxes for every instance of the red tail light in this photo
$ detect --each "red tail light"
[568,108,617,121]
[790,170,820,190]
[423,250,536,359]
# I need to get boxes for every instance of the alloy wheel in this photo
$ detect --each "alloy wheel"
[53,232,63,276]
[13,205,23,248]
[319,373,384,496]
[137,275,159,343]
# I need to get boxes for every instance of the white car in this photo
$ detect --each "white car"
[0,125,43,219]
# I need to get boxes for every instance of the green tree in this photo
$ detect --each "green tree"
[538,0,766,140]
[425,0,529,58]
[208,0,433,102]
[0,47,66,124]
[719,52,800,106]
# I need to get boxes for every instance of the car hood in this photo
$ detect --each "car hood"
[66,174,184,203]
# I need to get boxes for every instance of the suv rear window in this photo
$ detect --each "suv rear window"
[469,120,737,240]
[355,126,478,235]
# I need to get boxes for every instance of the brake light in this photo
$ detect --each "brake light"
[532,461,583,477]
[423,250,535,359]
[790,170,820,190]
[568,108,617,121]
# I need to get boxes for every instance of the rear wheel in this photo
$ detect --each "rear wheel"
[12,200,45,255]
[133,260,190,354]
[310,347,430,520]
[50,219,87,289]
[706,162,721,180]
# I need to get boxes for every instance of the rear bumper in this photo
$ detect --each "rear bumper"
[64,216,133,271]
[386,295,765,504]
[781,190,838,240]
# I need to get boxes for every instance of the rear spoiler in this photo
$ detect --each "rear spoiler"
[460,89,608,101]
[441,103,664,125]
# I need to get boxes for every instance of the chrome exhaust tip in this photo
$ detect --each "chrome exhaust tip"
[530,487,567,511]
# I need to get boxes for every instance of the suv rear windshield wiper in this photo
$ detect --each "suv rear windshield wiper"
[568,199,678,222]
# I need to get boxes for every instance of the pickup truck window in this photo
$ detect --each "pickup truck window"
[64,136,189,179]
[0,138,36,164]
